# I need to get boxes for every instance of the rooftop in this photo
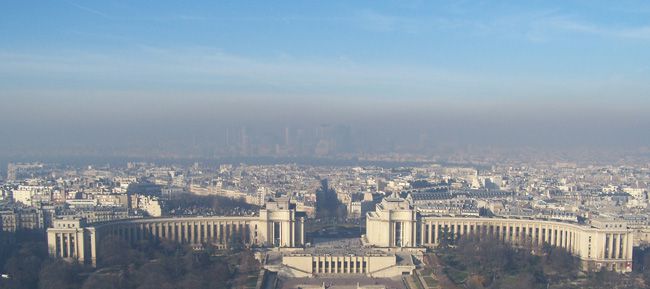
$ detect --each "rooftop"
[293,237,389,256]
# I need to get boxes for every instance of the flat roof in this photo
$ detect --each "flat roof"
[293,237,389,256]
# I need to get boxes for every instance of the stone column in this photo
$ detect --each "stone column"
[209,221,214,242]
[564,230,570,248]
[197,222,201,243]
[201,222,206,242]
[178,223,183,243]
[291,220,295,247]
[530,225,535,244]
[90,230,97,267]
[187,222,195,244]
[300,218,305,246]
[182,222,187,243]
[191,222,196,244]
[531,225,536,246]
[196,222,201,243]
[66,233,72,258]
[522,224,531,242]
[191,222,196,243]
[325,256,330,274]
[390,222,395,247]
[623,234,628,259]
[216,222,221,243]
[57,234,64,257]
[618,234,623,259]
[605,234,614,259]
[420,223,425,246]
[414,221,418,246]
[624,233,631,259]
[74,232,80,260]
[214,221,219,242]
[348,257,352,274]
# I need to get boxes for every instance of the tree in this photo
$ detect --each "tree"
[1,242,47,289]
[97,235,145,268]
[38,260,83,289]
[81,273,126,289]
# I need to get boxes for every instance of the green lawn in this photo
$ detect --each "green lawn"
[444,267,468,285]
[423,276,438,288]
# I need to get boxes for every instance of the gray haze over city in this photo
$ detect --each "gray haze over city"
[2,94,649,162]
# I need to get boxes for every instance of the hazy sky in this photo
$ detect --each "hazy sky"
[1,1,650,156]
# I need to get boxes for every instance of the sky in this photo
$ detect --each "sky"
[1,1,650,157]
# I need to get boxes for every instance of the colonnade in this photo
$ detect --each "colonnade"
[311,256,368,274]
[98,217,257,246]
[415,217,632,264]
[48,198,306,266]
[418,219,580,252]
[51,232,81,258]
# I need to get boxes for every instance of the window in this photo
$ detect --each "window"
[395,222,402,247]
[273,222,281,246]
[424,225,429,243]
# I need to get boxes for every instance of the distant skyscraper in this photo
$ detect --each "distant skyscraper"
[240,127,249,155]
[7,163,16,181]
[315,124,353,156]
[284,127,291,148]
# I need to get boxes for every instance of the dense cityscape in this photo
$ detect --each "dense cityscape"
[1,157,650,288]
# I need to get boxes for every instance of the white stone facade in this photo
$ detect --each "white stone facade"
[365,193,634,272]
[47,198,305,266]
